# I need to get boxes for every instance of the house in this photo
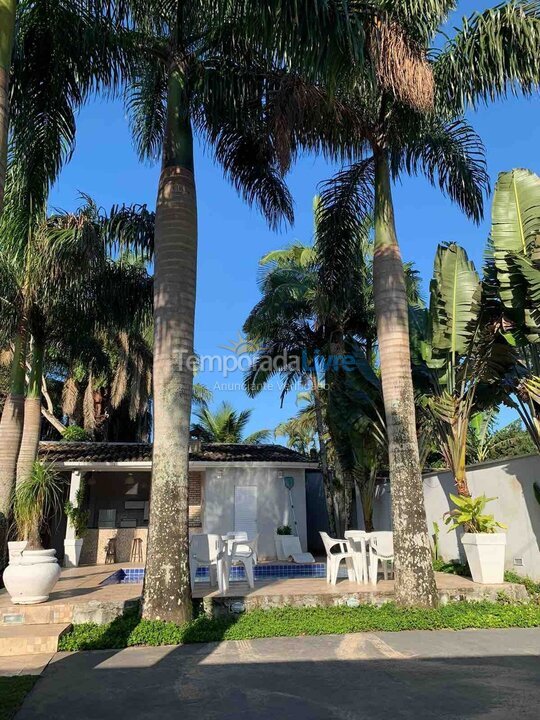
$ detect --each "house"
[39,441,318,565]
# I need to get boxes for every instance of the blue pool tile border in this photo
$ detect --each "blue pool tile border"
[101,563,327,585]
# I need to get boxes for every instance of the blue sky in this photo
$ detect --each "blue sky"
[49,2,540,437]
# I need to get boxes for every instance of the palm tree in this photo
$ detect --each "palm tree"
[123,0,470,622]
[244,201,424,532]
[0,194,153,500]
[0,0,133,552]
[191,401,270,444]
[0,0,16,212]
[309,1,540,607]
[123,0,396,622]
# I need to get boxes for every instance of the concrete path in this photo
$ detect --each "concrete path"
[16,628,540,719]
[0,653,54,677]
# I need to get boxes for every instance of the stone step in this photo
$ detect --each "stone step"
[0,623,72,656]
[1,603,73,626]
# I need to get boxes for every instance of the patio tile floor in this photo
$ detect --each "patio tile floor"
[1,562,529,625]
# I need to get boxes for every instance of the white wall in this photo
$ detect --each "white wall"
[373,455,540,580]
[202,466,307,559]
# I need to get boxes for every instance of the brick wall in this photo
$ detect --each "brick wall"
[188,472,202,528]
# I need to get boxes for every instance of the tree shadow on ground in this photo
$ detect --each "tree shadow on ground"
[17,628,540,720]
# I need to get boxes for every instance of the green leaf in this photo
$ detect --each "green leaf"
[489,169,540,336]
[429,242,482,357]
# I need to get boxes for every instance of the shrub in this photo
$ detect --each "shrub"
[64,480,89,539]
[276,525,292,535]
[504,571,540,598]
[61,425,90,442]
[444,494,506,533]
[433,559,470,576]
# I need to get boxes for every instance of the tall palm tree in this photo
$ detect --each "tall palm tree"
[0,0,132,551]
[310,1,540,607]
[0,195,154,492]
[244,203,422,532]
[0,0,15,212]
[123,0,395,622]
[191,402,270,444]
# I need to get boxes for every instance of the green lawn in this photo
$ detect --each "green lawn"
[58,600,540,652]
[0,677,37,720]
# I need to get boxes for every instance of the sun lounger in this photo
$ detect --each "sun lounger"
[280,535,315,563]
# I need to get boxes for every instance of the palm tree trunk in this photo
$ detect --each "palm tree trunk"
[16,340,44,486]
[143,68,195,624]
[310,371,336,534]
[0,327,26,562]
[373,149,437,608]
[0,0,16,212]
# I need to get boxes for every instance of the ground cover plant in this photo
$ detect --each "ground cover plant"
[58,600,540,651]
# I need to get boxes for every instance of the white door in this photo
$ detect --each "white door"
[234,486,257,537]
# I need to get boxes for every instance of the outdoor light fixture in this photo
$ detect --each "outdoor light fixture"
[125,473,135,485]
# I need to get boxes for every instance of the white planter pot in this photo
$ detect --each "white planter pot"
[3,548,61,604]
[462,532,506,584]
[7,541,27,565]
[64,538,84,568]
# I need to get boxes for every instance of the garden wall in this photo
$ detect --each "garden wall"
[372,454,540,580]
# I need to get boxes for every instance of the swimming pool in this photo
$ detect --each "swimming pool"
[101,563,327,585]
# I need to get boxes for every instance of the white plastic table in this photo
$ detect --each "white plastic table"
[344,530,371,584]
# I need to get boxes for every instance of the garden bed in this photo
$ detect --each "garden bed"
[58,600,540,651]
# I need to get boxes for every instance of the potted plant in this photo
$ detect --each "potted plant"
[63,480,89,568]
[3,461,63,604]
[274,525,292,561]
[444,494,507,584]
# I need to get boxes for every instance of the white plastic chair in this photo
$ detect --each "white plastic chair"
[224,531,248,542]
[319,532,356,585]
[344,530,370,584]
[368,531,394,585]
[226,535,259,588]
[189,534,228,592]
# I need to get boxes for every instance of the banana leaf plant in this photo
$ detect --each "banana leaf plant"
[414,242,515,495]
[487,169,540,451]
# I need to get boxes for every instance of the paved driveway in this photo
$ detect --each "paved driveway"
[17,628,540,719]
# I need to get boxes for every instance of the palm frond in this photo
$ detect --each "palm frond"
[125,54,168,163]
[316,159,375,304]
[389,115,489,223]
[244,429,271,444]
[433,1,540,114]
[204,120,294,230]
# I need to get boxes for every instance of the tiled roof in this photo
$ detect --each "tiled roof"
[38,441,314,465]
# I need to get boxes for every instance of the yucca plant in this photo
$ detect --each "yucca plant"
[12,461,64,550]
